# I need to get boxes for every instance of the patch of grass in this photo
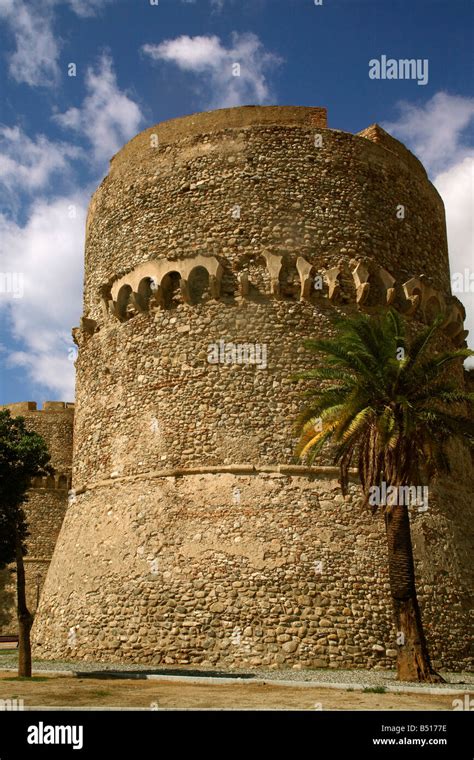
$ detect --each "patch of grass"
[87,690,112,699]
[2,676,51,682]
[363,686,387,694]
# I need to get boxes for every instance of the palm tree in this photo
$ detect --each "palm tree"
[294,309,474,682]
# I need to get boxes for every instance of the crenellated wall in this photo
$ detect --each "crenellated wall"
[0,402,74,634]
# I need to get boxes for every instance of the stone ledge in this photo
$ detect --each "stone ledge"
[0,401,75,414]
[73,463,359,495]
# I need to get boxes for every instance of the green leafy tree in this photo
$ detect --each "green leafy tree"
[0,410,51,677]
[294,309,474,682]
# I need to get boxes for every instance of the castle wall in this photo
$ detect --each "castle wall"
[33,466,472,670]
[31,106,473,670]
[0,402,74,635]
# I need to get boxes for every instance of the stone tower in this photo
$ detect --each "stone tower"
[32,106,472,670]
[0,402,74,634]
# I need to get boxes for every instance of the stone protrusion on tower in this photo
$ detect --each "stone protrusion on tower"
[307,107,327,128]
[357,123,428,178]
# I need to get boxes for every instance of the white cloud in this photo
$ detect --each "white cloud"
[382,93,474,361]
[0,0,115,87]
[434,157,474,364]
[54,54,144,163]
[0,194,86,398]
[0,50,143,398]
[143,35,226,70]
[66,0,114,17]
[383,91,474,176]
[142,32,282,108]
[0,0,61,87]
[0,125,80,193]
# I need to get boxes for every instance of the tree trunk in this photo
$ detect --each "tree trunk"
[15,534,33,678]
[384,503,443,683]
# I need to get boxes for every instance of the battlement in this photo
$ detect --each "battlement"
[31,473,72,491]
[109,106,328,173]
[1,401,75,413]
[107,105,425,178]
[102,106,428,197]
[76,256,468,350]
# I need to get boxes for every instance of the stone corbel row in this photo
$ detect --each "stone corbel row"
[322,258,395,307]
[31,473,72,490]
[105,255,223,322]
[75,253,467,349]
[323,257,468,346]
[259,251,319,301]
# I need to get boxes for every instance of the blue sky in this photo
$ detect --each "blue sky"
[0,0,473,403]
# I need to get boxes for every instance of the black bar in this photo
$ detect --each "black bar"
[0,710,472,758]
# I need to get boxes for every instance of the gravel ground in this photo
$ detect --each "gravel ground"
[0,651,472,690]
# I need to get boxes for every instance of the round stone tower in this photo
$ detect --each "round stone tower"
[32,106,472,670]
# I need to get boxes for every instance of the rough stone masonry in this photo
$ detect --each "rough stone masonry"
[17,105,473,670]
[0,402,74,635]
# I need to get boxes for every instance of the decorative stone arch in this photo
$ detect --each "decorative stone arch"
[160,270,186,308]
[424,293,444,323]
[350,259,395,307]
[116,284,133,321]
[402,276,445,323]
[45,475,55,489]
[188,265,211,305]
[99,283,114,321]
[279,254,302,301]
[179,256,223,300]
[235,257,267,300]
[402,277,423,316]
[58,474,68,490]
[137,277,156,312]
[442,299,468,345]
[109,254,223,318]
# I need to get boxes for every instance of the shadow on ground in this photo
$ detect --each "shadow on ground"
[75,669,256,680]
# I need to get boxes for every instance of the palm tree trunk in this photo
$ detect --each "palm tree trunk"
[384,503,443,682]
[15,533,33,677]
